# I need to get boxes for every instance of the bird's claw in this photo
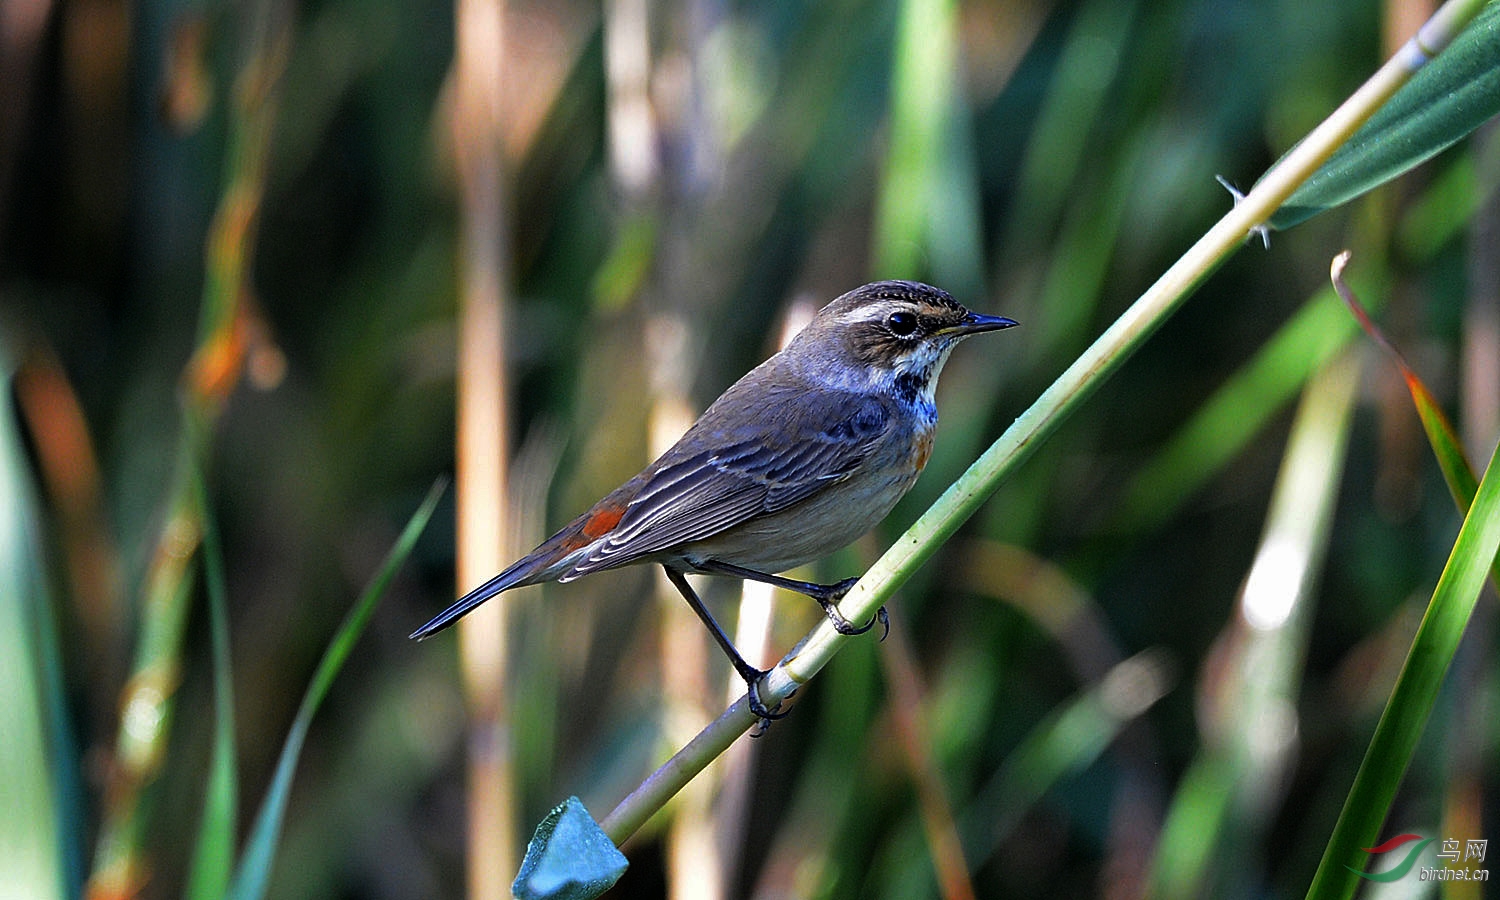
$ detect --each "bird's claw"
[819,582,887,640]
[746,672,791,735]
[815,576,870,635]
[826,603,887,637]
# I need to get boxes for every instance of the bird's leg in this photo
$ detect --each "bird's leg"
[662,566,789,724]
[690,559,889,640]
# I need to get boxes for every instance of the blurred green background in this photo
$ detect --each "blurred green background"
[3,0,1497,898]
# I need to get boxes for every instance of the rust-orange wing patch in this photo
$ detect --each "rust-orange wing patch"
[580,500,627,539]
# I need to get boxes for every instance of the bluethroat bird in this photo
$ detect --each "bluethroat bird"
[412,280,1017,721]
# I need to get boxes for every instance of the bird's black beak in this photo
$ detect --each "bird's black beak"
[949,312,1019,336]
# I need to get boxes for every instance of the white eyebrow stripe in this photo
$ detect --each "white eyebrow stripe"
[835,302,906,326]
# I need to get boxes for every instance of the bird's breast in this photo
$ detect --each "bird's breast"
[893,390,938,471]
[910,426,935,471]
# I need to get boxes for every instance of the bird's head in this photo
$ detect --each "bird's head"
[784,281,1018,402]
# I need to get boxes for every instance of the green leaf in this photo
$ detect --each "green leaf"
[1303,438,1500,900]
[873,0,983,297]
[1330,251,1487,550]
[1410,374,1480,509]
[184,464,237,900]
[513,797,628,900]
[1270,0,1500,230]
[225,479,447,900]
[0,362,75,900]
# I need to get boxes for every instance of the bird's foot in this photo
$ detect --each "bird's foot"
[746,672,792,736]
[822,591,888,639]
[812,577,866,634]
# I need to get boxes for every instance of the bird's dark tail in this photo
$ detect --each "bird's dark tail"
[412,493,617,640]
[409,557,544,640]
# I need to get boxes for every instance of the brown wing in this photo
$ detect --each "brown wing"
[559,386,893,578]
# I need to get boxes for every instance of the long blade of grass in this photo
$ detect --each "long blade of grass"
[873,0,982,297]
[183,462,237,900]
[225,479,446,900]
[1302,428,1500,900]
[0,363,73,900]
[1332,251,1479,509]
[1331,249,1500,605]
[1150,349,1360,899]
[87,22,288,896]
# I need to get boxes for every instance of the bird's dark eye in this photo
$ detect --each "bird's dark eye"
[886,311,919,336]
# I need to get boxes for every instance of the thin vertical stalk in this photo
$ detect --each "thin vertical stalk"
[879,621,977,900]
[84,16,286,898]
[450,0,517,894]
[1149,349,1360,899]
[874,0,982,297]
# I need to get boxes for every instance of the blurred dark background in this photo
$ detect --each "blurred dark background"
[3,0,1495,898]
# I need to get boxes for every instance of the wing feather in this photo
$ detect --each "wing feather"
[564,387,892,576]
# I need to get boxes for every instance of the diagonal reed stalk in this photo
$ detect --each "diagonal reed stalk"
[596,0,1493,846]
